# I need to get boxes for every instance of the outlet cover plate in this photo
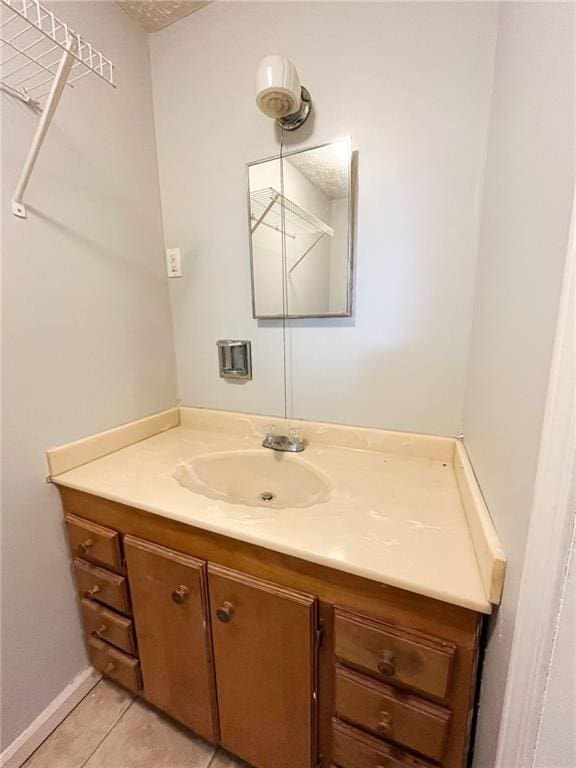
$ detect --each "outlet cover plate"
[166,248,182,278]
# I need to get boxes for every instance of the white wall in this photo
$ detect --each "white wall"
[150,1,497,435]
[460,4,575,765]
[282,161,332,317]
[1,1,176,751]
[535,530,576,768]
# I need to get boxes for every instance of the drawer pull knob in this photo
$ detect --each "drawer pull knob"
[84,585,101,599]
[77,538,93,554]
[216,602,234,623]
[105,662,115,674]
[171,585,189,604]
[377,650,396,676]
[377,710,393,735]
[91,624,107,639]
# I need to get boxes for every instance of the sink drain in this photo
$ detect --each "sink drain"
[259,491,275,502]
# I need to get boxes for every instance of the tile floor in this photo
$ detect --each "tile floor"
[23,680,249,768]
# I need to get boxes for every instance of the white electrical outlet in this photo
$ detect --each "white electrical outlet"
[166,248,182,278]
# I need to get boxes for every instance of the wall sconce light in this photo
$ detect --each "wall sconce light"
[256,55,312,131]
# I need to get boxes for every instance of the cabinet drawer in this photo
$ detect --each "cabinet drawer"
[74,559,130,614]
[332,719,436,768]
[335,607,455,700]
[66,515,122,571]
[88,636,141,693]
[81,598,136,655]
[335,666,450,762]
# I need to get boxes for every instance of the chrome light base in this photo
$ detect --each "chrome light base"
[277,86,312,131]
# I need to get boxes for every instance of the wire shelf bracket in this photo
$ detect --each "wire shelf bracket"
[250,187,334,239]
[1,0,115,218]
[250,186,334,275]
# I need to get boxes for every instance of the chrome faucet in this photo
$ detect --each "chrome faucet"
[262,425,305,452]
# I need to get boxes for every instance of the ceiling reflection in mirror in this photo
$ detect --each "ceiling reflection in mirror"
[248,138,353,319]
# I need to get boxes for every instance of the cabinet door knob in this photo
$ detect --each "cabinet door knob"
[216,601,234,623]
[84,584,101,599]
[377,650,396,676]
[77,538,93,554]
[171,585,189,604]
[91,624,107,639]
[377,710,393,735]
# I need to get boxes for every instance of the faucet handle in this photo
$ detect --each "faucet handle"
[289,427,303,446]
[264,424,275,438]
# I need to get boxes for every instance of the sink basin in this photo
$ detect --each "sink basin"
[174,449,332,509]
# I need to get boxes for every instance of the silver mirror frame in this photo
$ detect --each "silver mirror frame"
[246,137,355,320]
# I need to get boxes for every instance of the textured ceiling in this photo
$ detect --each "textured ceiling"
[287,142,349,200]
[115,1,210,32]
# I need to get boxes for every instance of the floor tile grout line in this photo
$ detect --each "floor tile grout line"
[78,693,137,768]
[205,747,219,768]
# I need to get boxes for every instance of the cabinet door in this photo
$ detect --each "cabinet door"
[208,564,317,768]
[124,536,218,742]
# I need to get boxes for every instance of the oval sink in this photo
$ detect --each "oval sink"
[174,450,332,509]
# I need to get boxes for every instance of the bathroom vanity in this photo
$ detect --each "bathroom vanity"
[49,408,505,768]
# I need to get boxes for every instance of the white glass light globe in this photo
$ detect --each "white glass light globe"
[256,55,302,119]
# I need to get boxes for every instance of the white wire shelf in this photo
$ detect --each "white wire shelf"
[0,0,114,103]
[1,0,115,218]
[250,187,334,239]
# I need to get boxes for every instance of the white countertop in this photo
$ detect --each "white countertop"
[49,408,505,614]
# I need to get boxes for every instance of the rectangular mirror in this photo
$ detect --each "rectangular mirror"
[248,137,353,319]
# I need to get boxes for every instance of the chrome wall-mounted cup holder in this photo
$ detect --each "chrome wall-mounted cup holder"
[216,340,252,380]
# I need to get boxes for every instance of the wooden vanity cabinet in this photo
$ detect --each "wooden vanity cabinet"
[60,487,484,768]
[73,558,130,613]
[80,598,136,655]
[123,536,218,742]
[208,564,317,768]
[88,636,142,693]
[332,719,438,768]
[334,607,456,701]
[334,665,451,762]
[66,514,123,571]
